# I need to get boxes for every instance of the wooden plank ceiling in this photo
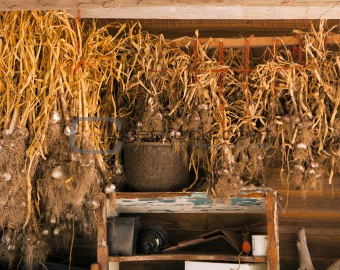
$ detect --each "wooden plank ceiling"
[0,0,340,19]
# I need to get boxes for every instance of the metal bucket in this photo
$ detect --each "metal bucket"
[123,142,189,192]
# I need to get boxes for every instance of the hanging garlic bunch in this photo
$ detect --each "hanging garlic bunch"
[112,158,124,176]
[104,183,116,195]
[85,199,101,210]
[0,172,12,182]
[51,166,65,179]
[49,111,61,124]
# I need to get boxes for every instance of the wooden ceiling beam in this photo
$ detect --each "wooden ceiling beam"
[1,1,340,19]
[171,34,340,48]
[121,19,335,30]
[100,19,340,39]
[68,6,340,20]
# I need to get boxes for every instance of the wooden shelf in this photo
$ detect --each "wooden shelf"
[96,188,279,270]
[113,187,271,214]
[108,253,267,263]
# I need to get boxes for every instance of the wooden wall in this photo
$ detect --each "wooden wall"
[266,168,340,270]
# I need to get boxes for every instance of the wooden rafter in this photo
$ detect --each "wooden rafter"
[169,34,340,48]
[1,1,340,19]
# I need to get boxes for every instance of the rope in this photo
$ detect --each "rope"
[244,35,253,117]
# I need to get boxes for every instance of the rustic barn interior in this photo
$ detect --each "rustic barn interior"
[0,1,340,270]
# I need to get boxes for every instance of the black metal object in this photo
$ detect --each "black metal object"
[138,223,168,254]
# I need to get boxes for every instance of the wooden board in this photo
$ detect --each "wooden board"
[266,168,340,191]
[119,261,184,270]
[207,213,267,232]
[171,34,340,49]
[2,1,340,19]
[276,190,340,216]
[108,253,267,263]
[113,191,267,214]
[68,5,340,19]
[266,192,280,270]
[97,18,340,39]
[121,213,209,231]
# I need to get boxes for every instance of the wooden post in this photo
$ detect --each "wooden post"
[97,221,109,270]
[266,191,280,270]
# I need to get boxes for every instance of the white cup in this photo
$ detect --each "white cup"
[251,235,268,256]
